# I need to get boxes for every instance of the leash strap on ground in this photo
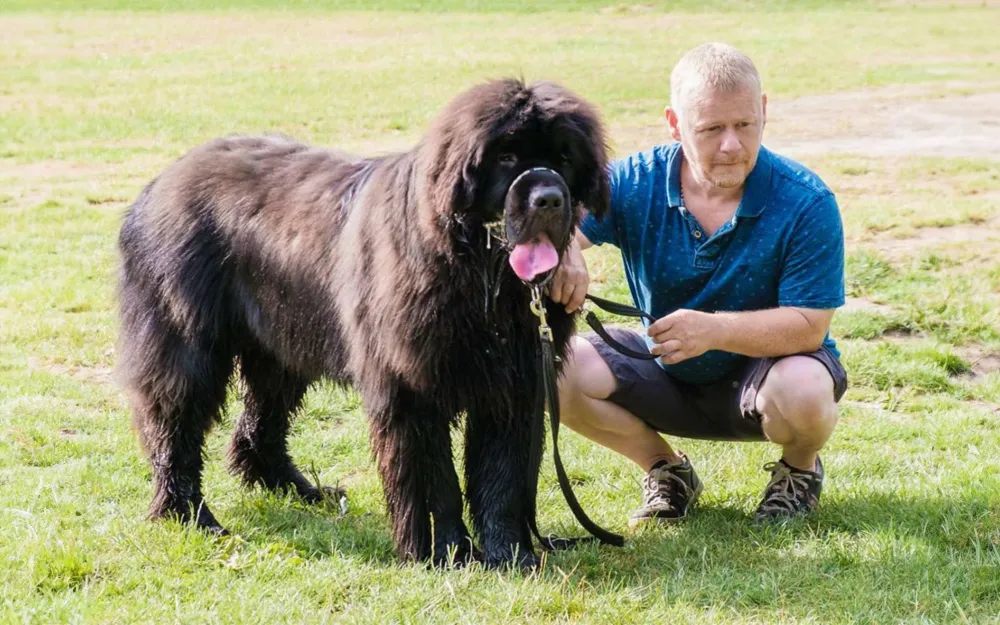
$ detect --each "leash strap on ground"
[582,294,659,361]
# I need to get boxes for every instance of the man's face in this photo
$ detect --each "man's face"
[667,83,767,190]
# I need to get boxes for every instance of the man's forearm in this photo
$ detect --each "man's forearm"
[711,307,830,358]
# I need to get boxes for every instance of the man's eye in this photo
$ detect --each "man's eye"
[499,153,518,167]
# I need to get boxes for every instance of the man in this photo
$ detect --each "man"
[551,42,847,526]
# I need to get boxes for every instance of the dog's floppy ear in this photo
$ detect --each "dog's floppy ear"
[416,128,484,257]
[416,81,521,254]
[578,141,611,222]
[418,121,483,220]
[529,81,611,221]
[570,98,611,222]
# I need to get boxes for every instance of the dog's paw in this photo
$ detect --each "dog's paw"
[480,547,540,572]
[431,536,478,569]
[150,497,229,536]
[298,484,348,511]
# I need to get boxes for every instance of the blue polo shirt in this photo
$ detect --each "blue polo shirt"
[579,143,844,385]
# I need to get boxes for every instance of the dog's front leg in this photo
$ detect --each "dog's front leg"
[464,390,541,570]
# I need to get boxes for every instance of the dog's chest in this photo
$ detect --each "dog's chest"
[437,292,540,387]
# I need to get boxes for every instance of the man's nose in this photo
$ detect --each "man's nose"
[720,129,742,152]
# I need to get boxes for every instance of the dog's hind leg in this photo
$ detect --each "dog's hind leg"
[121,315,234,535]
[365,382,472,565]
[227,343,344,505]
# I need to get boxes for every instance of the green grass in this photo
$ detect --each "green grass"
[3,4,1000,624]
[0,0,939,14]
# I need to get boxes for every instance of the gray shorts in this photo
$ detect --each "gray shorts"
[584,328,848,442]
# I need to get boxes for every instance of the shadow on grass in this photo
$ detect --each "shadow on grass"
[531,493,998,617]
[223,492,398,565]
[221,488,996,570]
[153,487,998,618]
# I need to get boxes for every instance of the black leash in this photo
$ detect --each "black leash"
[581,294,659,361]
[526,286,633,550]
[526,288,665,551]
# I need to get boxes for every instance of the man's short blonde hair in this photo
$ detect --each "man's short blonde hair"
[670,42,762,118]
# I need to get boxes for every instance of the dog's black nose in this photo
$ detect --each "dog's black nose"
[530,186,565,211]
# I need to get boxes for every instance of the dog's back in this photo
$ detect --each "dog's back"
[118,136,378,381]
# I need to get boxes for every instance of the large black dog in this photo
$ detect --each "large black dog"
[117,78,610,569]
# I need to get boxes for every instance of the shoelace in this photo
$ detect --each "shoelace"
[759,462,813,514]
[643,465,691,511]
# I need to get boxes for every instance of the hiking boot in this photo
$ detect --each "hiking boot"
[628,455,702,528]
[754,456,824,523]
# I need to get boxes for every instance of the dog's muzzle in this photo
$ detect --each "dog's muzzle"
[492,168,572,284]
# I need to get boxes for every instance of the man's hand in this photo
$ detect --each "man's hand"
[550,234,589,313]
[648,309,724,365]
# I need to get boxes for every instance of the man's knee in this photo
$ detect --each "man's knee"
[558,336,617,424]
[756,356,838,436]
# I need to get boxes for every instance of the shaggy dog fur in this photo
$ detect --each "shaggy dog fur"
[117,78,609,569]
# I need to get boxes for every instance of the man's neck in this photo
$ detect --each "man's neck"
[680,160,744,206]
[679,159,744,236]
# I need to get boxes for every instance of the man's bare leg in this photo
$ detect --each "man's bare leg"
[558,336,681,470]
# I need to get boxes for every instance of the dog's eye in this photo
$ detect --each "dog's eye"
[499,153,518,167]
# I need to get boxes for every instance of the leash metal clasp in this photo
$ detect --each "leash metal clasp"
[529,285,553,343]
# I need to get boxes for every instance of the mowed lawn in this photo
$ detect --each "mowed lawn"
[2,2,1000,623]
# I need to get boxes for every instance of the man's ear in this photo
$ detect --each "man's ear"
[665,106,682,142]
[761,93,768,129]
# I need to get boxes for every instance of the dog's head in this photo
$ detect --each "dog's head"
[418,78,610,280]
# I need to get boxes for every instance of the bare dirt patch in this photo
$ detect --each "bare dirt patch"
[27,357,115,387]
[971,401,1000,414]
[864,218,1000,261]
[614,83,1000,160]
[874,336,1000,378]
[957,346,1000,376]
[766,84,1000,159]
[0,160,109,182]
[842,297,895,314]
[842,399,911,423]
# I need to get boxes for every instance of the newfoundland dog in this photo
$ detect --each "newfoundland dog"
[117,78,610,569]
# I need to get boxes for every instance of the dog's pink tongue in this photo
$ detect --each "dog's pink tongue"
[509,233,559,282]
